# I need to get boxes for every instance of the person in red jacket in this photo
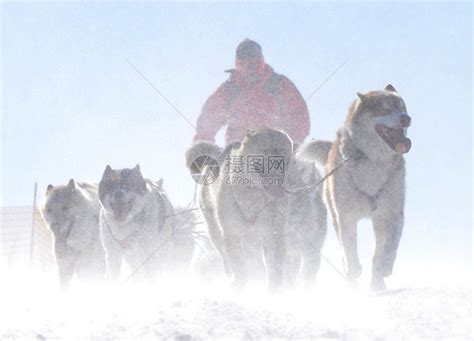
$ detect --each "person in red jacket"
[194,39,310,145]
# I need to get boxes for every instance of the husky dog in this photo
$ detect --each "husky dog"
[297,84,411,291]
[285,159,328,287]
[98,165,195,281]
[42,180,106,288]
[186,128,327,290]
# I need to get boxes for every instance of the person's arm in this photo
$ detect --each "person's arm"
[278,76,310,144]
[193,82,230,143]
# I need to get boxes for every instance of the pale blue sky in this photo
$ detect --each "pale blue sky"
[1,0,472,248]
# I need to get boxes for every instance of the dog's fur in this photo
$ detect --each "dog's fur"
[186,128,327,290]
[98,165,195,281]
[42,180,106,288]
[297,84,411,291]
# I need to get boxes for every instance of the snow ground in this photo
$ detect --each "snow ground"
[1,226,471,340]
[1,273,471,340]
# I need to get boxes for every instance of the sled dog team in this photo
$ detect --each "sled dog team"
[42,85,411,291]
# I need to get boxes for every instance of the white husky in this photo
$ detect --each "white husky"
[42,180,106,288]
[186,128,327,290]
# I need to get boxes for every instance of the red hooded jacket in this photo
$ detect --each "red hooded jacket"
[194,63,310,145]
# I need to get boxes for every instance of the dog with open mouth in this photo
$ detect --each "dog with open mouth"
[297,84,411,291]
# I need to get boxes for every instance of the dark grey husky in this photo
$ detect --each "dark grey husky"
[98,164,195,281]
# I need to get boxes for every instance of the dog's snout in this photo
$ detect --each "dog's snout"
[400,114,411,127]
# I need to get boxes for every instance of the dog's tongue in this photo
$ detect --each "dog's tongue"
[395,137,411,154]
[376,124,412,154]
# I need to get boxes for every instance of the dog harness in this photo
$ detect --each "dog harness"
[232,190,275,226]
[347,154,402,211]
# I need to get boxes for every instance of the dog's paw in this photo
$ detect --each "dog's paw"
[230,278,246,292]
[371,276,387,292]
[344,261,362,280]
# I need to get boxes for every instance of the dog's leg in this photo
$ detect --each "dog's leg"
[94,243,108,280]
[300,199,328,287]
[284,252,301,289]
[105,248,123,280]
[299,214,327,287]
[54,239,75,289]
[371,211,404,291]
[199,189,231,275]
[77,240,107,281]
[125,246,157,282]
[338,216,362,281]
[263,232,286,292]
[100,216,124,281]
[325,186,341,239]
[224,234,248,290]
[300,252,320,288]
[203,207,230,275]
[56,256,75,289]
[242,237,265,281]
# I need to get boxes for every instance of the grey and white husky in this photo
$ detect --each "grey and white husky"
[98,164,195,281]
[186,128,327,290]
[42,180,106,288]
[298,84,411,291]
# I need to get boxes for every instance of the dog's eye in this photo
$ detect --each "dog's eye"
[396,100,406,112]
[62,206,68,212]
[372,111,387,117]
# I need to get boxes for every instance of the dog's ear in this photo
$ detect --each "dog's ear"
[102,165,113,179]
[384,84,398,93]
[157,178,164,188]
[67,179,75,191]
[219,141,242,163]
[133,164,142,174]
[133,164,144,179]
[357,92,366,101]
[46,184,54,194]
